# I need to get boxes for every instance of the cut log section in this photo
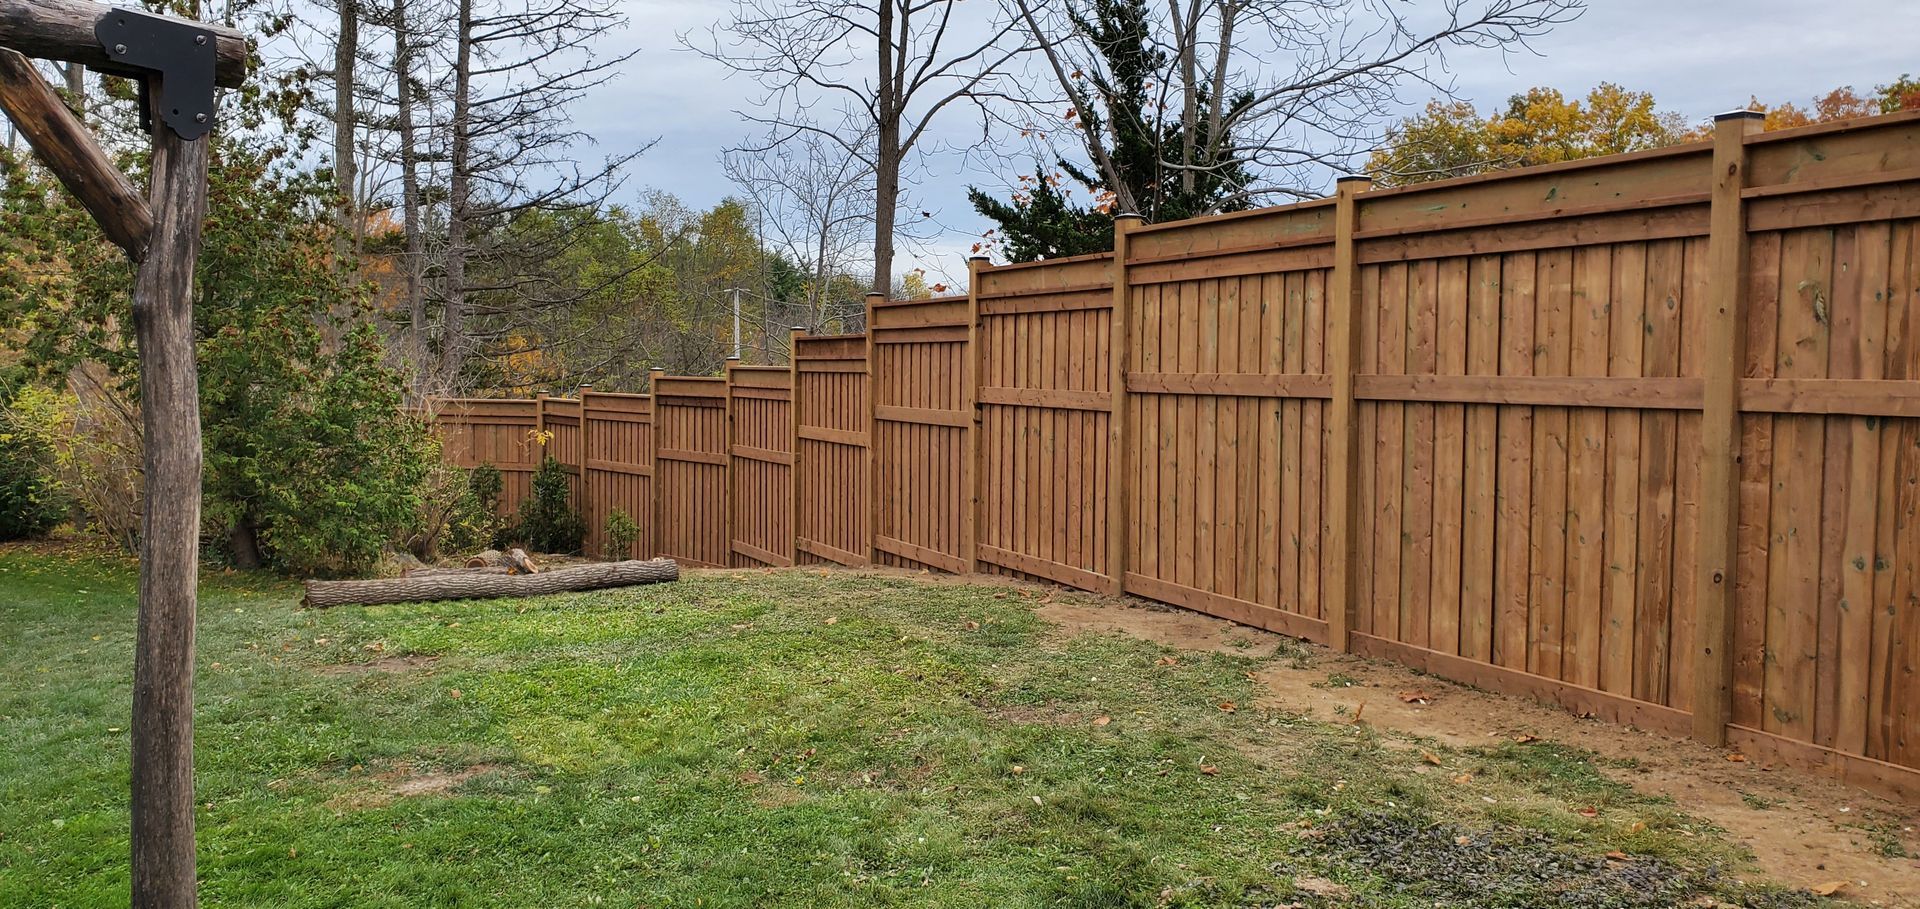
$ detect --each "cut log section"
[302,559,679,609]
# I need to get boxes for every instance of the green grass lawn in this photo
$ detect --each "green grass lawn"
[0,542,1830,908]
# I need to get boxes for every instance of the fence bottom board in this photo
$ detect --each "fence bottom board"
[1123,572,1329,645]
[1727,725,1920,804]
[1347,633,1692,738]
[797,537,869,567]
[978,544,1116,594]
[731,539,794,568]
[660,554,725,570]
[874,535,967,574]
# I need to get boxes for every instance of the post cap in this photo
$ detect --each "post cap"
[790,325,807,331]
[865,291,887,298]
[649,366,664,372]
[968,253,991,261]
[1335,173,1373,184]
[1113,211,1144,221]
[725,355,742,361]
[1714,109,1765,121]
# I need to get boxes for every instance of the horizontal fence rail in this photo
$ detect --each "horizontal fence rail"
[429,108,1920,803]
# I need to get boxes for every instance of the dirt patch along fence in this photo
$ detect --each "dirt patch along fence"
[429,108,1920,802]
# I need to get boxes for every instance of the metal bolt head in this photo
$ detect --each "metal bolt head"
[113,43,127,55]
[195,35,208,46]
[194,113,208,123]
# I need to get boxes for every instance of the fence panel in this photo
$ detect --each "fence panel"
[976,254,1116,591]
[1340,145,1716,737]
[652,376,730,568]
[581,390,654,559]
[869,296,972,573]
[1119,207,1337,643]
[433,399,540,515]
[794,334,871,566]
[727,365,795,567]
[1726,114,1920,779]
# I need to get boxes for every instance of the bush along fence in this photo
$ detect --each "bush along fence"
[431,108,1920,802]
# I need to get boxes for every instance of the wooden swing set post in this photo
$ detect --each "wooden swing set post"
[0,3,247,906]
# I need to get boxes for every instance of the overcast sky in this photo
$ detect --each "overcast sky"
[576,0,1920,281]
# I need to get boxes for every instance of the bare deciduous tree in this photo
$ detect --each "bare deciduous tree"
[695,0,1034,293]
[724,120,875,334]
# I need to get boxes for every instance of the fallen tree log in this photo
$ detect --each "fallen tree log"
[465,548,540,574]
[302,559,679,609]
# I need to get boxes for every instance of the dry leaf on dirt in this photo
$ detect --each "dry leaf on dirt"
[1726,752,1748,762]
[1513,733,1539,744]
[1810,881,1849,896]
[1397,690,1434,704]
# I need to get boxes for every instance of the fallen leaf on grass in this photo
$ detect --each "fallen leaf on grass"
[1199,765,1219,776]
[1421,751,1443,766]
[1092,716,1112,727]
[1010,765,1026,775]
[1605,851,1632,862]
[1454,835,1472,845]
[1217,701,1237,713]
[448,689,463,700]
[1513,733,1539,744]
[1577,806,1599,818]
[1398,690,1434,704]
[1726,752,1748,762]
[964,620,980,631]
[1628,822,1646,834]
[1452,772,1474,784]
[823,616,838,625]
[1154,656,1179,667]
[1810,881,1849,897]
[1292,876,1350,899]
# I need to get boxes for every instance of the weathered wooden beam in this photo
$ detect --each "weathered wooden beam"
[130,117,210,909]
[0,47,151,260]
[0,0,247,88]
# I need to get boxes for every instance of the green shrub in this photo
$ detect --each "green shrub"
[601,508,639,560]
[0,377,67,541]
[517,455,585,554]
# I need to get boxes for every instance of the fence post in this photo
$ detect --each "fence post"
[578,383,594,556]
[1107,214,1143,596]
[865,292,884,564]
[724,356,741,568]
[1693,109,1764,747]
[788,327,806,565]
[649,367,664,563]
[963,257,988,573]
[1323,175,1371,653]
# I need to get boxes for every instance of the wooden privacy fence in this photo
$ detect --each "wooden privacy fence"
[432,109,1920,801]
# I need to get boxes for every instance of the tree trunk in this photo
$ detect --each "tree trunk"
[226,517,262,570]
[871,0,897,296]
[440,0,473,390]
[392,0,426,387]
[130,123,209,909]
[61,60,81,114]
[303,559,681,608]
[333,0,358,274]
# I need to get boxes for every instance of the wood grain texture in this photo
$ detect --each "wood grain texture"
[0,48,151,258]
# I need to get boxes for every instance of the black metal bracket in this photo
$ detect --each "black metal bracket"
[92,8,218,140]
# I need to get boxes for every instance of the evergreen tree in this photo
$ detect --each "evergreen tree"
[970,0,1254,261]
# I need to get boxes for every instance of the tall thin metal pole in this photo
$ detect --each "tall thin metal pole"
[731,287,743,361]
